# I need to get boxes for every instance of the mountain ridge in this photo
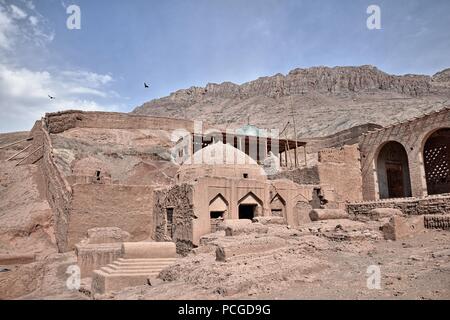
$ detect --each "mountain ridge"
[133,65,450,138]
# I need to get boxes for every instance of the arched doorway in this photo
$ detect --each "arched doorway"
[376,141,412,199]
[209,194,228,232]
[270,194,286,218]
[238,192,262,220]
[423,128,450,195]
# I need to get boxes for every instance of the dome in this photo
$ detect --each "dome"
[183,141,258,166]
[177,142,266,182]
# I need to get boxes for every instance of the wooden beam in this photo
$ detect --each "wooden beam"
[7,144,32,161]
[0,137,33,150]
[15,146,43,166]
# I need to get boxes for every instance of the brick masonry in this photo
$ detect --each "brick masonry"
[358,107,450,200]
[347,194,450,217]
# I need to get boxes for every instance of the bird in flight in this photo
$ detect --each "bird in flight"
[48,95,55,100]
[144,82,150,88]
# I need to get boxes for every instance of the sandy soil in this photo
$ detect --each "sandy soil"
[105,222,450,300]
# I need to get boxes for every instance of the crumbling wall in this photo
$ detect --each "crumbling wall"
[19,120,44,165]
[68,184,154,249]
[347,194,450,217]
[153,184,195,255]
[45,110,198,134]
[40,121,73,252]
[316,145,363,205]
[269,167,320,185]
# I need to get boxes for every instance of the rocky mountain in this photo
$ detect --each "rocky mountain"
[133,65,450,138]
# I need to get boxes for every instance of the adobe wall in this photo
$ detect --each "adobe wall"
[153,184,195,255]
[347,194,450,217]
[270,145,363,206]
[316,145,363,205]
[68,184,154,250]
[39,120,73,252]
[304,123,383,153]
[44,110,200,134]
[20,120,45,165]
[359,108,450,200]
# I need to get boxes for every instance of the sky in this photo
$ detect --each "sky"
[0,0,449,133]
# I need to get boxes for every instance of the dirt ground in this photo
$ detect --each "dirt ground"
[103,223,450,300]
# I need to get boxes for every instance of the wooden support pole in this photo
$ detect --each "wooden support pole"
[0,137,33,150]
[15,146,43,166]
[294,143,298,168]
[303,145,307,167]
[7,144,32,161]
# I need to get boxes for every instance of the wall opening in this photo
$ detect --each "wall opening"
[166,208,174,238]
[270,194,286,217]
[423,128,450,195]
[239,204,256,220]
[376,141,412,199]
[209,194,228,233]
[238,192,263,219]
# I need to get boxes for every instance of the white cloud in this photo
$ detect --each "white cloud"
[61,71,114,88]
[29,15,38,26]
[10,4,27,19]
[0,1,124,133]
[0,64,120,133]
[0,5,16,49]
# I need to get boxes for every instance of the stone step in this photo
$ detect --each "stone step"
[108,264,172,271]
[116,258,177,263]
[100,266,169,274]
[92,270,159,294]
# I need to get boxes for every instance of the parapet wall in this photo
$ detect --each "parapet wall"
[44,110,199,134]
[40,120,73,252]
[347,194,450,217]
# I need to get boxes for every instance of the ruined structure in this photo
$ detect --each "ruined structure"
[1,104,449,296]
[7,107,449,254]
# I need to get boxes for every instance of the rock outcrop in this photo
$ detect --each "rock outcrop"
[133,65,450,138]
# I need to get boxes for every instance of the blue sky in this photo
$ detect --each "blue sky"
[1,0,449,132]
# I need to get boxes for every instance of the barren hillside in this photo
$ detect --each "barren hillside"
[134,66,450,138]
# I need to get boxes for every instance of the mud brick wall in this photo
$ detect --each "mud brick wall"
[347,194,450,217]
[44,110,198,134]
[424,215,450,229]
[304,123,383,153]
[269,166,320,184]
[317,145,363,204]
[40,120,73,252]
[153,184,195,255]
[359,108,450,200]
[68,184,154,250]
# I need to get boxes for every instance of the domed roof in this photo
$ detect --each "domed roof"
[183,141,258,166]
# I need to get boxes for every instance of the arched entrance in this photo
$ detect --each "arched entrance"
[423,128,450,195]
[376,141,412,199]
[270,194,286,218]
[209,194,228,232]
[238,192,262,220]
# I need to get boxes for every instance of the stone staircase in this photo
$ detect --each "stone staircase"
[91,242,177,295]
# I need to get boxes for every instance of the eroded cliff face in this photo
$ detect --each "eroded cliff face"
[134,65,450,138]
